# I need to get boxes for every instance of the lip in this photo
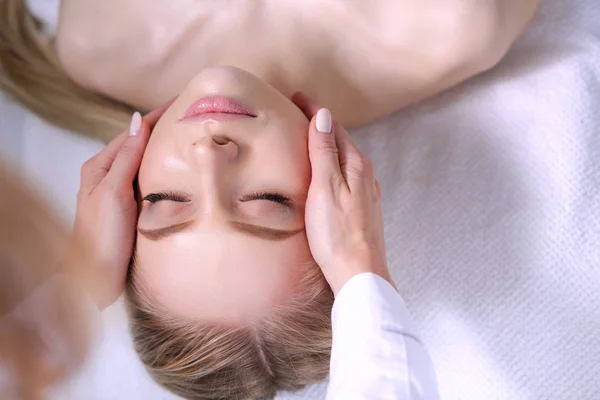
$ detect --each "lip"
[182,96,256,123]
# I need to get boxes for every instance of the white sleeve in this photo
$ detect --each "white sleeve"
[326,273,440,400]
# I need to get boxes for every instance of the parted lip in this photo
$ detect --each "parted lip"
[183,96,257,120]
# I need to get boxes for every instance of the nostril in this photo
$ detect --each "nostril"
[212,135,230,146]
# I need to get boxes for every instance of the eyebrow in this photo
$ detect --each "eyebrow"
[138,220,196,241]
[137,220,303,242]
[229,221,303,241]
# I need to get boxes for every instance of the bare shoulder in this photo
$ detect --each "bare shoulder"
[338,0,540,60]
[55,0,157,89]
[54,0,219,107]
[320,0,542,125]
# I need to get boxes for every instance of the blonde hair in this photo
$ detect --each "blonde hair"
[126,259,334,400]
[0,0,134,142]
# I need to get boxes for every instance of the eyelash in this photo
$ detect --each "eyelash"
[142,192,189,203]
[241,192,291,205]
[142,191,291,205]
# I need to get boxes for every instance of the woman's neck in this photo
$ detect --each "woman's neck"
[157,2,335,101]
[58,0,363,122]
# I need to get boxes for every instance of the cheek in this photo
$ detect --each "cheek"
[263,124,311,187]
[137,154,159,189]
[138,144,187,189]
[294,155,311,190]
[284,140,311,188]
[138,108,183,182]
[138,134,164,184]
[263,147,310,192]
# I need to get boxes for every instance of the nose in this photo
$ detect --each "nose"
[192,135,239,161]
[191,135,239,214]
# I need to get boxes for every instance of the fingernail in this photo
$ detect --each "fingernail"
[316,108,332,133]
[129,112,142,136]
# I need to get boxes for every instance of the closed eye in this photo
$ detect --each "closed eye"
[240,192,291,205]
[141,191,290,205]
[142,192,191,203]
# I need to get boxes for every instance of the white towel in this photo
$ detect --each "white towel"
[25,0,60,35]
[1,0,598,399]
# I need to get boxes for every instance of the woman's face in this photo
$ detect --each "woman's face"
[136,66,313,323]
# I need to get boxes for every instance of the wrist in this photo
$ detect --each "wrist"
[325,249,394,297]
[60,237,117,311]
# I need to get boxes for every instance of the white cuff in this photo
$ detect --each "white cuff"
[332,273,420,339]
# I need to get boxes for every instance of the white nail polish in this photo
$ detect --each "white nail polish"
[316,108,332,133]
[129,112,142,136]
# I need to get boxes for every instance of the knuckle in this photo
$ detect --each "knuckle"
[101,180,128,200]
[345,162,365,179]
[76,190,86,203]
[360,155,374,175]
[329,173,347,192]
[80,159,95,177]
[361,154,374,169]
[114,184,134,203]
[315,139,339,155]
[116,144,133,159]
[374,180,382,200]
[348,154,367,175]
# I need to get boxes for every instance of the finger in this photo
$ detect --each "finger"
[375,179,382,199]
[80,99,175,191]
[361,152,376,183]
[292,91,322,120]
[293,92,367,189]
[79,131,127,191]
[308,108,345,190]
[332,120,368,189]
[105,112,152,190]
[92,98,174,169]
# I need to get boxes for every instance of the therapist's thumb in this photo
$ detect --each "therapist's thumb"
[308,108,343,186]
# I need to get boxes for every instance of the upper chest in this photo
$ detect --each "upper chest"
[53,0,433,127]
[54,0,407,73]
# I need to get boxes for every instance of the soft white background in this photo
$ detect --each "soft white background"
[1,0,598,399]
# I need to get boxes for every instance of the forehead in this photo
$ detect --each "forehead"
[134,226,313,323]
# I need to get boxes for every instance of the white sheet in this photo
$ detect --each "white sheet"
[1,0,599,399]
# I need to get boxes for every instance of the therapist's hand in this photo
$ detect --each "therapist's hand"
[67,103,172,310]
[292,92,395,296]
